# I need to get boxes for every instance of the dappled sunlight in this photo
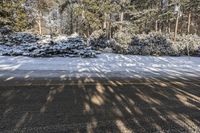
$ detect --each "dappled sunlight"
[108,81,118,87]
[1,0,200,131]
[40,86,65,113]
[115,119,133,133]
[178,89,200,102]
[24,75,30,79]
[0,79,199,132]
[96,83,105,94]
[115,95,123,102]
[86,117,98,133]
[90,83,106,106]
[136,93,161,105]
[5,76,14,81]
[167,111,200,132]
[153,82,168,87]
[151,123,164,133]
[84,102,91,113]
[0,54,200,132]
[171,81,187,87]
[133,106,143,115]
[60,75,67,80]
[176,94,199,109]
[91,95,105,106]
[112,107,123,117]
[15,112,30,129]
[84,78,95,83]
[0,64,21,71]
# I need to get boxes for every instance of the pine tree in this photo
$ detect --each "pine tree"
[0,0,30,31]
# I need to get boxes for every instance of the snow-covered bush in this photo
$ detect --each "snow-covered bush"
[127,32,179,56]
[113,31,132,46]
[89,31,200,56]
[88,30,116,50]
[0,32,39,46]
[0,33,97,58]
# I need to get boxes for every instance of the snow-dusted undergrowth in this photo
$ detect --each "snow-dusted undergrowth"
[0,32,97,58]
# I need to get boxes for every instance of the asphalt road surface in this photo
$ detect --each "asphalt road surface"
[0,79,200,133]
[0,54,200,133]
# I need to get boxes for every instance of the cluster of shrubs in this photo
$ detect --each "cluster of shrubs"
[89,30,200,56]
[0,26,97,58]
[1,25,200,57]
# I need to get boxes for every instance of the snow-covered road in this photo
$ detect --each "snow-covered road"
[0,53,200,79]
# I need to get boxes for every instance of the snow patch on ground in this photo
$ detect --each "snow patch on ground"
[0,53,199,79]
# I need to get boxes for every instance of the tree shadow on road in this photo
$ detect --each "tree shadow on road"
[0,77,200,133]
[0,55,200,132]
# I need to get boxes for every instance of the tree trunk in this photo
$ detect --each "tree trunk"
[104,13,110,39]
[70,8,73,34]
[159,22,162,33]
[108,21,112,39]
[38,11,42,35]
[103,13,107,30]
[187,12,191,57]
[87,24,90,37]
[168,21,171,33]
[120,12,124,31]
[187,12,191,34]
[174,14,179,42]
[155,20,158,32]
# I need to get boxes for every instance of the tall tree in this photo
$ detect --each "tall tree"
[0,0,30,31]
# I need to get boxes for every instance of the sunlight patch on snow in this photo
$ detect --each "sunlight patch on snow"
[0,64,21,70]
[0,53,199,78]
[5,77,14,81]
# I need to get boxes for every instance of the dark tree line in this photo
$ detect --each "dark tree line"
[1,0,200,36]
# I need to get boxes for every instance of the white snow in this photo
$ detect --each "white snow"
[0,53,199,78]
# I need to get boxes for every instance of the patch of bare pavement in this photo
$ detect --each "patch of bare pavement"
[0,54,200,133]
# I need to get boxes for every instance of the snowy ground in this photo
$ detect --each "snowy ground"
[0,53,200,80]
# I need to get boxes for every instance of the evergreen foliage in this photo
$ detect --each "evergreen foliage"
[0,0,200,35]
[0,0,30,31]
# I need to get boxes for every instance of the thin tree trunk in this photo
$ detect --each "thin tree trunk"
[168,21,171,33]
[38,19,42,34]
[108,21,112,39]
[104,13,110,39]
[103,21,107,30]
[186,13,191,57]
[187,12,191,34]
[155,20,158,32]
[103,13,107,29]
[120,12,124,31]
[159,22,162,33]
[38,11,42,35]
[70,9,73,34]
[87,24,90,37]
[174,14,179,42]
[59,13,63,34]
